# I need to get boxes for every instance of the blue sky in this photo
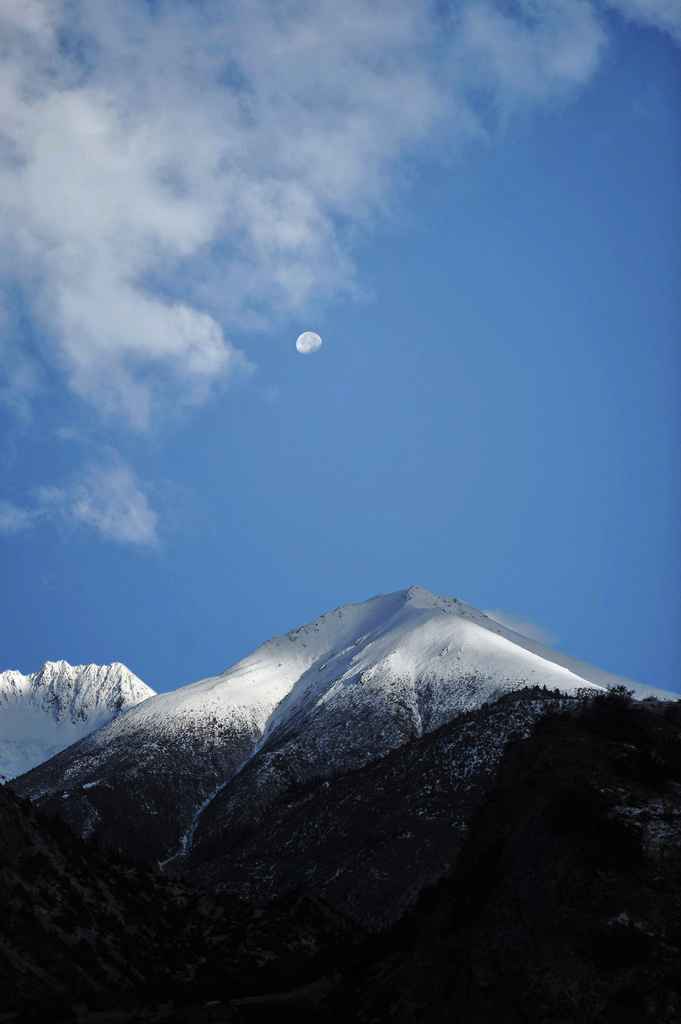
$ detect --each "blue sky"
[0,0,679,695]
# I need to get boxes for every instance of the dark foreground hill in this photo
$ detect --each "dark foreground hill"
[2,688,681,1023]
[327,688,681,1024]
[0,783,362,1022]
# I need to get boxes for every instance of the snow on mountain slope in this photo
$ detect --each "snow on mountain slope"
[0,661,154,782]
[11,587,673,863]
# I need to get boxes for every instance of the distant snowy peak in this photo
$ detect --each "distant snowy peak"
[0,660,153,721]
[0,661,154,781]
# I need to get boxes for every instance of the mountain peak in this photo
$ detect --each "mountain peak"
[0,660,154,782]
[14,584,674,867]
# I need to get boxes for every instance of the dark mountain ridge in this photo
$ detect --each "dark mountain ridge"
[181,687,573,929]
[0,780,363,1022]
[2,688,681,1023]
[328,688,681,1023]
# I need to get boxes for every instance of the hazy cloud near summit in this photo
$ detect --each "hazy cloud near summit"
[483,609,560,646]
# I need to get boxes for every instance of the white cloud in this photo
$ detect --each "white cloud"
[452,0,606,114]
[0,0,625,430]
[0,500,38,534]
[0,458,159,545]
[600,0,681,44]
[40,460,158,546]
[483,608,560,645]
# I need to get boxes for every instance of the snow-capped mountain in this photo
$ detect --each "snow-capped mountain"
[11,587,673,866]
[0,661,154,782]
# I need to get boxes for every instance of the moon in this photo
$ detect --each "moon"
[296,331,322,354]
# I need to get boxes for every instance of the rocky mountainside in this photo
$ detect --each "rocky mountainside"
[183,688,570,929]
[0,661,154,782]
[325,691,681,1024]
[12,588,672,877]
[0,780,363,1022]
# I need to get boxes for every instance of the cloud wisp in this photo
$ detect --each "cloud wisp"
[40,461,159,547]
[0,457,158,547]
[0,500,38,534]
[601,0,681,44]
